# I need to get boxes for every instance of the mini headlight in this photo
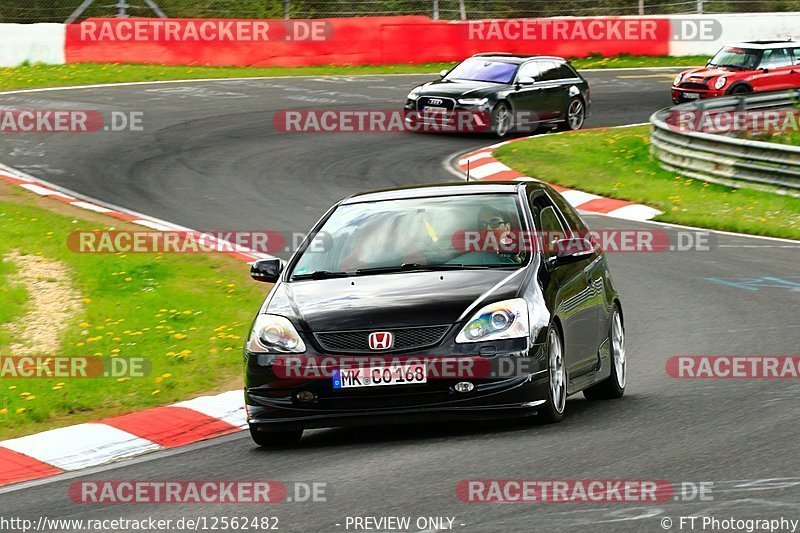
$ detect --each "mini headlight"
[714,76,727,90]
[247,314,306,353]
[673,73,683,86]
[457,97,489,106]
[456,298,529,343]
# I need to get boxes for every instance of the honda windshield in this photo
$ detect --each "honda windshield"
[290,194,529,280]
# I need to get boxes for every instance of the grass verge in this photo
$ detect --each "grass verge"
[493,125,800,239]
[0,181,269,439]
[0,55,707,91]
[756,130,800,147]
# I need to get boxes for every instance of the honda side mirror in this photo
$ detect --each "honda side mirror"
[550,237,596,267]
[250,258,283,283]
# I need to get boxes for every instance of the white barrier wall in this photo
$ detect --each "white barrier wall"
[669,13,800,56]
[0,23,65,67]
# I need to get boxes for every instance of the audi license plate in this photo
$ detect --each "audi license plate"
[423,106,448,114]
[332,363,427,389]
[682,92,700,100]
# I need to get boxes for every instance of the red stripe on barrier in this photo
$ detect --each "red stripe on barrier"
[0,447,62,486]
[65,16,671,67]
[576,197,631,213]
[101,406,239,448]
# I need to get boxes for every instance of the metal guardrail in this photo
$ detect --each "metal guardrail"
[649,90,800,192]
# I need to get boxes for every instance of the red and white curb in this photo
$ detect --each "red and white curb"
[0,164,274,264]
[0,163,270,487]
[0,391,246,486]
[455,137,663,222]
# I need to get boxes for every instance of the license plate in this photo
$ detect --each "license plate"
[332,363,427,389]
[682,92,700,99]
[423,106,448,114]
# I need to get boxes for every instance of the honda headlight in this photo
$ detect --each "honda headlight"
[457,97,489,106]
[247,314,306,353]
[673,73,683,86]
[456,298,529,343]
[714,76,727,90]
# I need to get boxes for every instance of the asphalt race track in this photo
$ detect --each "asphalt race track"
[1,69,799,532]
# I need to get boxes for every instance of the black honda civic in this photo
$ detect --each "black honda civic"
[403,53,591,137]
[245,181,625,446]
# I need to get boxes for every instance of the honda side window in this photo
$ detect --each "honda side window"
[531,194,567,256]
[548,190,589,232]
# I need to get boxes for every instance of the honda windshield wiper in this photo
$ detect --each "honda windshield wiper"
[291,270,353,280]
[355,263,490,275]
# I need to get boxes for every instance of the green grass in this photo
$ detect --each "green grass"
[0,55,706,91]
[494,125,800,240]
[755,130,800,147]
[0,256,27,350]
[0,184,269,439]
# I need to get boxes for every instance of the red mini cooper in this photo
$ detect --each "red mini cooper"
[671,41,800,103]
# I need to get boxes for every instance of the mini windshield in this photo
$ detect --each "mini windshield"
[444,58,518,84]
[708,47,761,69]
[290,194,529,279]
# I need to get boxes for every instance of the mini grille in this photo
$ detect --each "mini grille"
[678,82,709,90]
[315,325,450,353]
